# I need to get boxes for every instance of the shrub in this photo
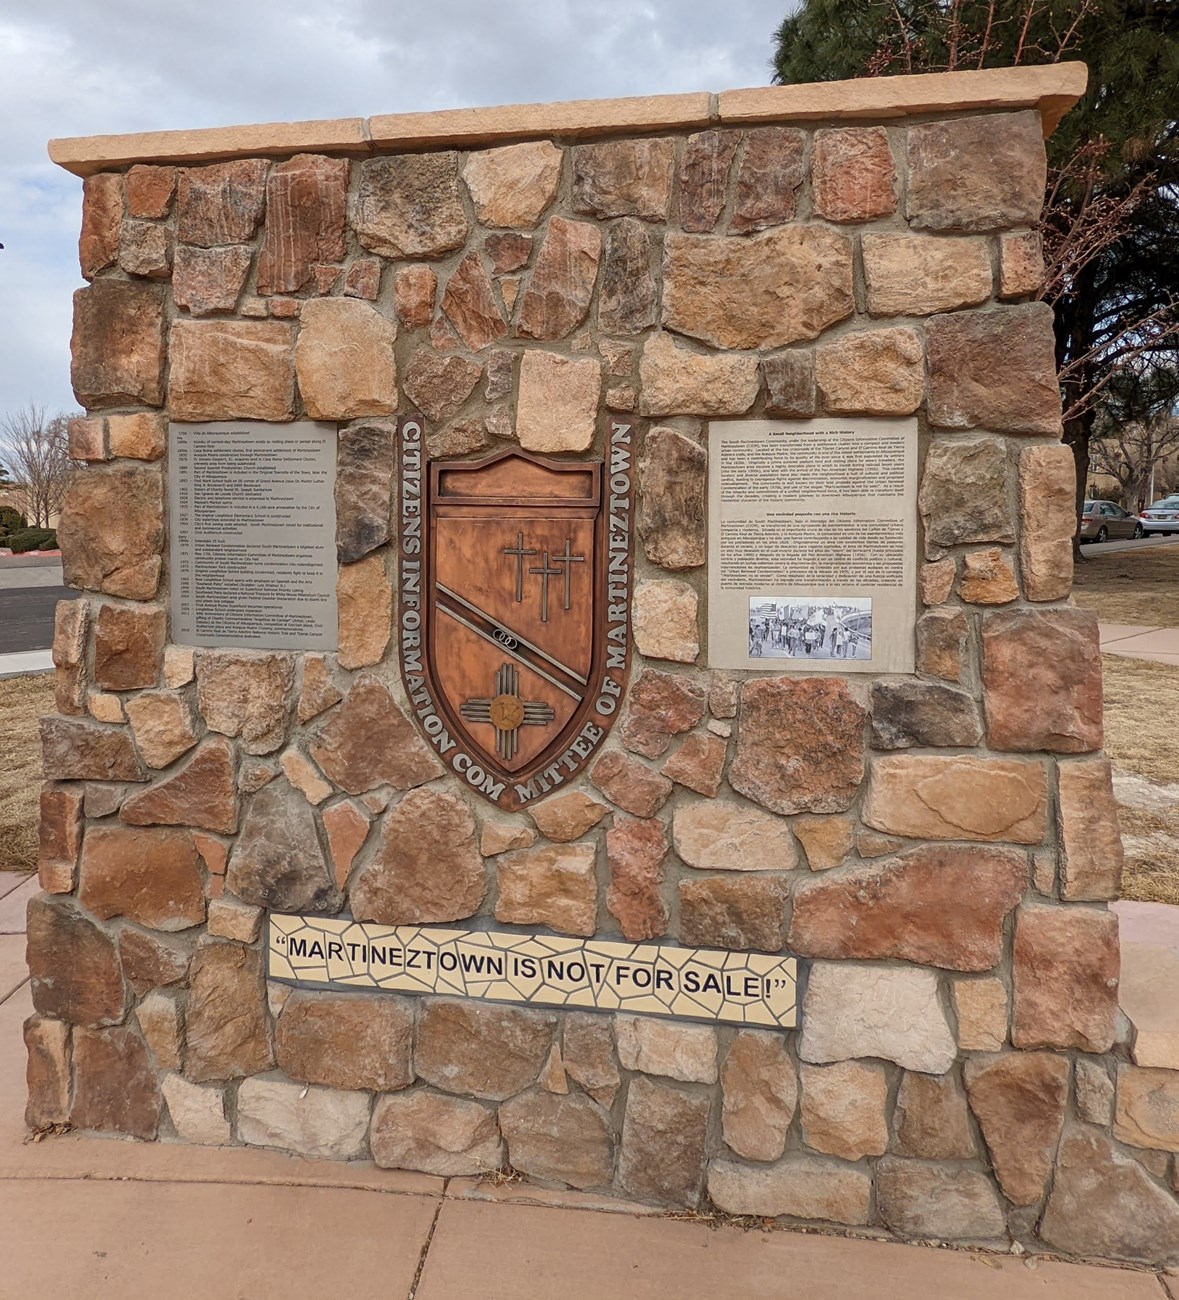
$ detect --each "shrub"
[7,528,57,554]
[0,506,26,537]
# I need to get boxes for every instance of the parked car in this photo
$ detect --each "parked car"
[1079,499,1144,542]
[1140,494,1179,536]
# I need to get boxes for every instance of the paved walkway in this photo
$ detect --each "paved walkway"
[1100,623,1179,666]
[0,872,1172,1298]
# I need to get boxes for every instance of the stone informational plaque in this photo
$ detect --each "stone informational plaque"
[708,417,917,673]
[269,915,797,1028]
[169,421,338,650]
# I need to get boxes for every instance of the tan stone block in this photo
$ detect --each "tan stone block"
[278,749,331,805]
[237,1076,369,1160]
[256,154,348,295]
[920,557,955,605]
[863,754,1047,843]
[876,1158,1006,1241]
[27,896,126,1028]
[893,1071,976,1160]
[403,349,482,424]
[479,816,535,856]
[205,897,263,944]
[41,715,146,784]
[1000,229,1046,298]
[71,280,166,409]
[1013,905,1119,1052]
[71,1025,161,1140]
[118,927,189,999]
[88,693,124,723]
[862,233,992,316]
[499,1090,614,1189]
[227,777,339,912]
[563,1013,621,1107]
[792,815,852,872]
[186,941,272,1083]
[353,152,468,258]
[173,244,253,316]
[162,1073,230,1145]
[192,832,228,875]
[394,265,437,328]
[811,126,897,222]
[163,645,195,688]
[1058,758,1123,901]
[68,415,107,462]
[80,825,205,931]
[661,733,726,797]
[416,999,556,1101]
[638,332,758,417]
[730,677,865,816]
[662,227,854,351]
[79,172,122,278]
[721,1030,796,1162]
[762,351,815,417]
[633,579,698,664]
[275,989,412,1092]
[120,737,238,835]
[322,799,371,890]
[496,842,598,937]
[952,976,1009,1051]
[618,1074,709,1208]
[516,350,601,452]
[93,603,164,692]
[441,252,508,351]
[176,158,267,246]
[517,214,604,337]
[1076,1059,1115,1125]
[708,1155,872,1225]
[352,787,484,925]
[297,655,343,724]
[573,138,674,220]
[308,674,443,794]
[815,326,923,415]
[336,551,392,670]
[606,815,669,942]
[616,1016,717,1084]
[38,784,84,894]
[169,320,296,422]
[730,126,804,233]
[528,791,609,843]
[800,961,955,1074]
[927,303,1061,435]
[295,298,396,420]
[106,411,165,461]
[965,1052,1069,1204]
[25,1016,72,1128]
[906,110,1046,232]
[1019,443,1075,601]
[619,669,706,760]
[800,1060,889,1161]
[915,607,968,683]
[197,649,294,756]
[464,139,563,229]
[982,608,1102,753]
[1114,1065,1179,1153]
[590,750,672,819]
[372,1091,502,1176]
[126,164,176,219]
[960,547,1018,604]
[919,435,1013,550]
[118,219,171,279]
[672,798,797,872]
[135,990,183,1071]
[678,875,789,952]
[124,691,199,769]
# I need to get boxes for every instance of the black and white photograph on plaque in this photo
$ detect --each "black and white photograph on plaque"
[747,596,873,661]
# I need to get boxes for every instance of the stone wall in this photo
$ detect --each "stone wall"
[34,64,1179,1267]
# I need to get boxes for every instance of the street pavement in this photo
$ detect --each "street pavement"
[0,872,1172,1298]
[0,584,72,654]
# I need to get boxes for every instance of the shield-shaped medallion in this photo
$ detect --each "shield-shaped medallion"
[397,417,636,811]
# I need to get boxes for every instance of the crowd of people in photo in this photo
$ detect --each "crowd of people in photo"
[747,600,871,661]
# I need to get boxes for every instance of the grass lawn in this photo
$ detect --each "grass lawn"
[0,673,53,873]
[1073,543,1179,627]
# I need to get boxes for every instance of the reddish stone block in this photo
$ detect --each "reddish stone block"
[79,173,122,279]
[26,895,126,1027]
[71,280,166,409]
[72,1025,160,1140]
[25,1016,71,1128]
[93,603,165,691]
[812,126,897,222]
[606,815,669,941]
[256,154,349,295]
[176,158,268,247]
[126,165,177,219]
[38,783,84,894]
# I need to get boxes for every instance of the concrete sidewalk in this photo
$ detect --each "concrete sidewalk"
[1100,623,1179,666]
[0,871,1172,1299]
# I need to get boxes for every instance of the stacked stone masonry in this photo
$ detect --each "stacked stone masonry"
[36,65,1172,1268]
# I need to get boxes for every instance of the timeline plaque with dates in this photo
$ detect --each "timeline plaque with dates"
[397,417,636,811]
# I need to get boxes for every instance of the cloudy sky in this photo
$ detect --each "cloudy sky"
[0,0,793,422]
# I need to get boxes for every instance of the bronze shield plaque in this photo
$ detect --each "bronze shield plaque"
[397,417,635,811]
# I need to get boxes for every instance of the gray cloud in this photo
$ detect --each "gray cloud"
[0,0,791,417]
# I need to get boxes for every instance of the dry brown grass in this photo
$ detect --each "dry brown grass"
[1072,543,1179,627]
[1101,654,1179,904]
[0,673,53,873]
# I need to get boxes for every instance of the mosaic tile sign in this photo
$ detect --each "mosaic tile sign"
[269,914,798,1028]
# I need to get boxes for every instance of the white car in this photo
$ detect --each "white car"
[1140,494,1179,536]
